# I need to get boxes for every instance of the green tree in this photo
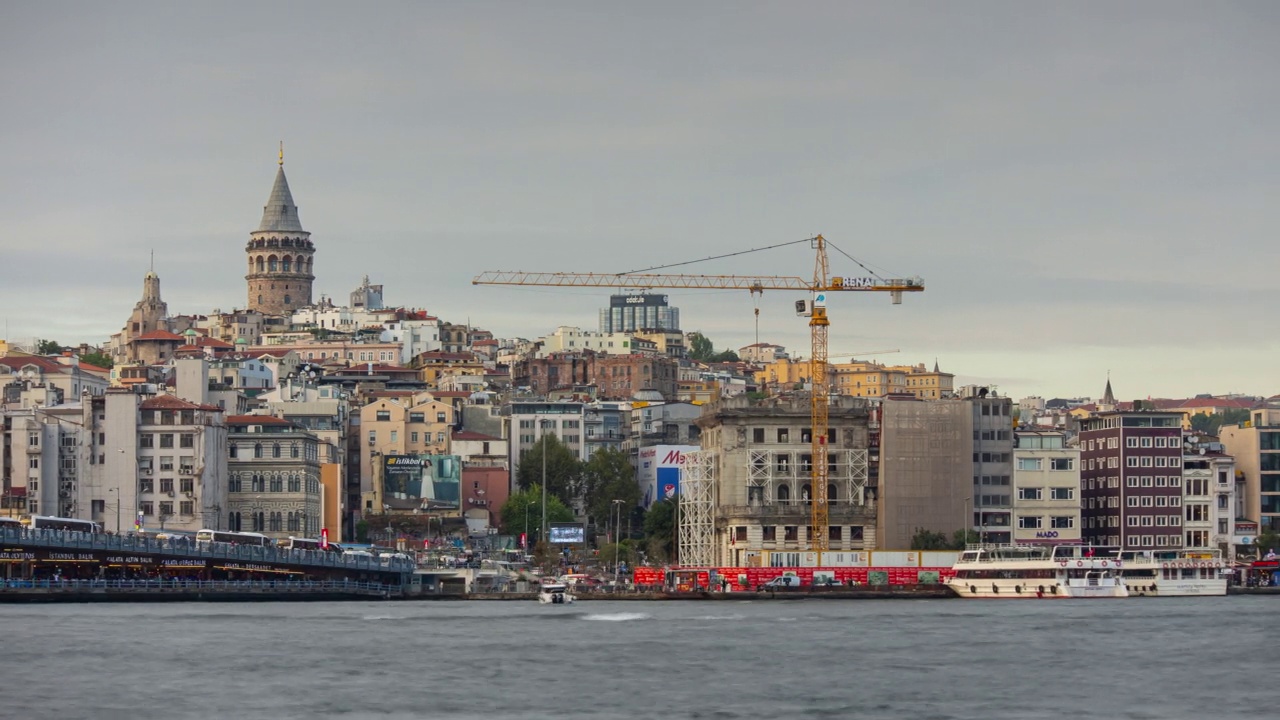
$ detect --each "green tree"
[581,447,641,530]
[688,332,715,361]
[598,538,638,569]
[642,498,677,562]
[1189,408,1253,437]
[1253,531,1280,558]
[515,434,583,507]
[499,485,575,542]
[77,352,113,369]
[36,339,63,355]
[951,529,980,549]
[910,528,952,550]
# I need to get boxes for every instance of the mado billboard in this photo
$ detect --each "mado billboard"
[383,454,461,511]
[637,445,698,508]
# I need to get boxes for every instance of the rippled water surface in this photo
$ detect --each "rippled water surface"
[0,597,1271,719]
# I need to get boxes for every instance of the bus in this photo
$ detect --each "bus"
[195,529,272,547]
[0,517,24,531]
[29,516,102,534]
[278,537,333,552]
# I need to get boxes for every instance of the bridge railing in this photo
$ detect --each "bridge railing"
[0,527,414,574]
[0,577,396,595]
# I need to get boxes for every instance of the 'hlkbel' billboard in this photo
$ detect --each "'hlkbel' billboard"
[637,445,698,508]
[382,455,461,512]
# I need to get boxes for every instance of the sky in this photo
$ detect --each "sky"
[1,1,1277,402]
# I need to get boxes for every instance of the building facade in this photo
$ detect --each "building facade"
[688,395,875,566]
[226,415,322,538]
[599,293,679,334]
[1220,401,1280,538]
[1079,411,1185,549]
[1012,430,1081,545]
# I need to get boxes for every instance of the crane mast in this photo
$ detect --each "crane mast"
[473,235,922,567]
[809,235,831,557]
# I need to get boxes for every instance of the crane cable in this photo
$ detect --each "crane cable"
[618,238,811,276]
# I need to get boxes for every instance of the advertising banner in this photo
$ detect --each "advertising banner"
[383,455,461,511]
[637,445,697,508]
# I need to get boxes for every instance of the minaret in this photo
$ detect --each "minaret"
[246,143,315,316]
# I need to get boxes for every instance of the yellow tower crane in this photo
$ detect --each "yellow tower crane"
[473,235,923,564]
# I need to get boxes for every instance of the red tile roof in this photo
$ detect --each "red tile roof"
[452,430,503,441]
[139,394,222,411]
[0,356,64,374]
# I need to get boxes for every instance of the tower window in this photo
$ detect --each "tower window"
[284,294,291,305]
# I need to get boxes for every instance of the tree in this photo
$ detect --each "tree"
[1252,531,1280,558]
[909,528,952,550]
[515,434,583,508]
[688,332,715,361]
[688,331,739,363]
[77,352,113,369]
[1189,408,1253,437]
[498,485,575,542]
[581,447,641,530]
[598,538,638,569]
[951,529,980,549]
[36,339,63,355]
[642,498,676,563]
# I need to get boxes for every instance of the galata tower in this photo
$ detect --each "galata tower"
[246,146,314,315]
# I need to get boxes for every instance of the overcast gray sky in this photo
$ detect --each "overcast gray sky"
[2,1,1276,401]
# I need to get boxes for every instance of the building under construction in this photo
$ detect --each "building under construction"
[681,394,875,567]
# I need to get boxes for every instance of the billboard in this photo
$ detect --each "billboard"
[549,523,585,544]
[382,455,461,511]
[637,445,698,508]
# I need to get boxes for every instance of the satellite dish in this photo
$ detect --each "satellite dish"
[1199,448,1206,455]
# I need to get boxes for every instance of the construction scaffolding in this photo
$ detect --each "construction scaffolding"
[745,448,869,508]
[677,450,716,567]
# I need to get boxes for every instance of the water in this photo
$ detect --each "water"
[0,597,1271,719]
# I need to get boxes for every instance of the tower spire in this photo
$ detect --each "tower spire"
[279,141,284,167]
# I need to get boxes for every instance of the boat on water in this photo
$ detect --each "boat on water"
[947,544,1128,599]
[538,582,575,605]
[1117,549,1228,597]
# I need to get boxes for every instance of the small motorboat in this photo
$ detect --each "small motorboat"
[538,582,575,605]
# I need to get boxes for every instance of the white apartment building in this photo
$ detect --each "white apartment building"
[535,326,635,358]
[1012,430,1082,545]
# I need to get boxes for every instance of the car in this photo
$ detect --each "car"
[761,575,803,590]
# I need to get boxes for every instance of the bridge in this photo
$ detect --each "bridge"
[0,526,417,601]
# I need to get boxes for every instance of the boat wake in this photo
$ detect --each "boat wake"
[581,612,651,622]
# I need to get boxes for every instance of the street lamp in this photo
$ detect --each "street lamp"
[539,419,550,551]
[612,499,626,587]
[523,501,540,552]
[108,488,120,534]
[963,496,972,547]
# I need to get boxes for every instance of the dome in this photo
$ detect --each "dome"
[632,388,664,403]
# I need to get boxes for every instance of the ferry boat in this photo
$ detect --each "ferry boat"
[1117,549,1228,597]
[947,544,1128,599]
[538,581,575,605]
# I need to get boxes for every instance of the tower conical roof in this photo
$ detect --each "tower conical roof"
[256,166,305,233]
[1102,377,1116,406]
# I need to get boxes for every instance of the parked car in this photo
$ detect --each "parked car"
[760,575,803,590]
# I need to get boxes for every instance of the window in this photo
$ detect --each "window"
[159,434,175,448]
[1126,437,1138,448]
[159,501,173,516]
[437,412,447,423]
[273,444,281,459]
[159,456,174,471]
[1050,487,1074,501]
[1127,516,1139,527]
[180,501,194,516]
[777,428,789,443]
[437,432,445,443]
[1018,488,1043,500]
[1018,516,1042,529]
[229,444,238,459]
[1050,458,1074,471]
[411,432,419,444]
[1140,437,1153,448]
[254,443,263,459]
[1127,496,1139,507]
[180,434,194,449]
[180,478,193,493]
[1126,476,1139,488]
[734,526,747,542]
[229,476,241,493]
[1127,457,1139,468]
[376,411,391,422]
[1017,458,1043,471]
[291,445,299,458]
[753,428,765,443]
[784,526,798,541]
[1141,456,1153,467]
[140,434,154,448]
[368,431,376,444]
[1141,476,1153,487]
[1141,496,1153,507]
[270,476,283,492]
[391,431,398,443]
[289,476,301,492]
[409,412,425,423]
[1051,516,1074,529]
[1141,516,1153,526]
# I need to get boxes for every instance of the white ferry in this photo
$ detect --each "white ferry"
[947,544,1128,599]
[1117,550,1227,597]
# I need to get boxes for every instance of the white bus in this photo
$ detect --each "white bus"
[29,516,103,534]
[278,536,332,552]
[195,529,272,547]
